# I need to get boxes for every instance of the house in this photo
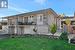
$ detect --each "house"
[2,8,61,35]
[60,14,75,43]
[0,19,8,34]
[61,16,75,32]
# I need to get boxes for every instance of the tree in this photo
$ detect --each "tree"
[50,23,57,38]
[65,19,71,33]
[65,19,71,25]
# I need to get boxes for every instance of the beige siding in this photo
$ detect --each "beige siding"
[37,14,43,25]
[48,14,55,25]
[24,26,35,34]
[57,18,61,29]
[37,25,48,34]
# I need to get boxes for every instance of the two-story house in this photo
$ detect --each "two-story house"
[3,8,61,35]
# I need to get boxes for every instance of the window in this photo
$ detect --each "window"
[32,16,34,18]
[30,16,34,18]
[43,16,46,19]
[30,16,32,18]
[2,22,7,25]
[29,16,34,22]
[72,22,75,25]
[24,17,28,22]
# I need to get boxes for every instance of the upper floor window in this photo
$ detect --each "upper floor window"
[37,14,43,22]
[24,17,28,22]
[29,16,34,22]
[30,16,34,18]
[30,16,32,18]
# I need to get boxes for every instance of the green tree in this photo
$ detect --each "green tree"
[65,19,71,33]
[65,19,71,25]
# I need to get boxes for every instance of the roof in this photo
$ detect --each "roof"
[3,8,58,18]
[0,20,7,24]
[62,16,74,19]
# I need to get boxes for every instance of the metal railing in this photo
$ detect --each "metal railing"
[17,22,36,25]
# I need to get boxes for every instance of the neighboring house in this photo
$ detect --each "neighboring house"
[0,20,8,34]
[61,17,75,27]
[3,8,61,35]
[61,16,75,43]
[61,16,75,32]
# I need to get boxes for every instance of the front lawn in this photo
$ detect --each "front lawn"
[0,36,75,50]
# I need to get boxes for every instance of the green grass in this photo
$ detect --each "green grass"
[0,37,75,50]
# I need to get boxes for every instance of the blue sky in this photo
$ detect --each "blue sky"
[0,0,75,17]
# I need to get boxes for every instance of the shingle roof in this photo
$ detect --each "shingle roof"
[3,8,58,18]
[62,16,74,19]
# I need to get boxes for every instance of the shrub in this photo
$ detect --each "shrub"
[60,32,68,40]
[50,23,57,36]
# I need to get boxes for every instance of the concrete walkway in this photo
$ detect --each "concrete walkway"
[0,30,9,39]
[46,32,62,36]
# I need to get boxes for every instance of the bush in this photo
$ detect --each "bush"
[50,24,57,35]
[60,32,68,40]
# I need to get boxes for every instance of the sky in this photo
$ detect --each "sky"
[0,0,75,17]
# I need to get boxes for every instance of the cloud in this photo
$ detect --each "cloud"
[34,0,47,5]
[0,14,5,17]
[0,3,29,17]
[8,3,29,13]
[66,14,73,16]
